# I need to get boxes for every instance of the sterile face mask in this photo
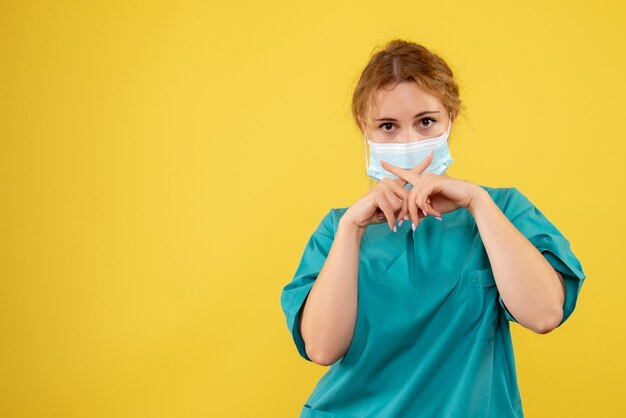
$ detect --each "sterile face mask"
[363,119,453,187]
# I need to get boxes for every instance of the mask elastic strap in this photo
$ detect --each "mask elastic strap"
[363,128,369,171]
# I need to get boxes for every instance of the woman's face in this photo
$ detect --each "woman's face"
[364,81,452,144]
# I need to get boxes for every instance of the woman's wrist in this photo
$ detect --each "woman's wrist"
[466,185,491,217]
[338,216,367,239]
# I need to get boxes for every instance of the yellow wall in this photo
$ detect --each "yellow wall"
[1,1,624,417]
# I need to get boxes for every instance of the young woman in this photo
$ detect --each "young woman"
[280,39,586,418]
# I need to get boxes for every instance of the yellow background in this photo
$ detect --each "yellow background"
[1,1,624,417]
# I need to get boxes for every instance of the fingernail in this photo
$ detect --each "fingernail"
[435,216,442,221]
[393,225,397,233]
[422,208,428,217]
[398,219,404,227]
[412,222,416,231]
[404,215,410,220]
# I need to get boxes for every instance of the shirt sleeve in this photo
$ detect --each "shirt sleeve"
[498,187,587,326]
[279,209,337,362]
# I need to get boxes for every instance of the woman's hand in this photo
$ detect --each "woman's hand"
[342,154,434,232]
[381,156,482,231]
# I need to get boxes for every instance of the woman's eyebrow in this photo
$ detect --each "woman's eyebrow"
[374,110,440,122]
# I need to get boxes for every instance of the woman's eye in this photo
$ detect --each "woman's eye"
[378,118,436,132]
[419,117,436,127]
[379,122,394,132]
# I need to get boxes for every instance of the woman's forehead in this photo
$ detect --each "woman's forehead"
[369,82,444,120]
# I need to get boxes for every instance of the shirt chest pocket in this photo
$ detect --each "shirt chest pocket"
[461,267,501,344]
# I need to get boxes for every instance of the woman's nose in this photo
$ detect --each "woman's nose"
[400,130,419,143]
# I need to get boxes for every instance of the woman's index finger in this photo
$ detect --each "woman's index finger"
[380,160,412,182]
[408,151,434,174]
